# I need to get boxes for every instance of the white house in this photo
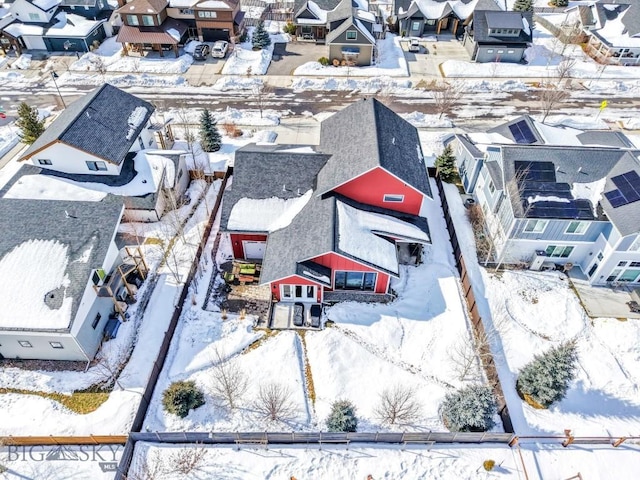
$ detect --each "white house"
[452,116,640,286]
[0,198,127,361]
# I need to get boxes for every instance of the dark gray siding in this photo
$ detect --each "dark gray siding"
[511,218,608,242]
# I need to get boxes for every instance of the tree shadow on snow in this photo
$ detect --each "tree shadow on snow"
[555,384,640,419]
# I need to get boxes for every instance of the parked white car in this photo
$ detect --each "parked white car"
[212,41,229,58]
[408,38,420,53]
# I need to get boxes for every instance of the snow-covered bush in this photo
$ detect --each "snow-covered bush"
[439,384,496,432]
[162,380,205,418]
[326,400,358,432]
[516,341,578,409]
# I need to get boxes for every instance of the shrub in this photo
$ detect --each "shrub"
[512,0,532,11]
[516,341,578,408]
[483,459,496,471]
[283,21,297,35]
[326,400,358,432]
[439,385,496,432]
[221,123,242,138]
[162,380,205,418]
[318,56,330,66]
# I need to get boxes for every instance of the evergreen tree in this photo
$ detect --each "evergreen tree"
[326,400,358,432]
[512,0,532,12]
[554,0,568,7]
[162,380,205,418]
[199,108,221,153]
[516,341,578,409]
[439,385,496,432]
[15,102,45,145]
[252,21,271,49]
[435,144,458,183]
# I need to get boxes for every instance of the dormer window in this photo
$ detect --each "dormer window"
[29,13,40,20]
[127,14,139,26]
[346,30,357,40]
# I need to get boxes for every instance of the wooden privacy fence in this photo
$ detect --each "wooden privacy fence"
[114,175,228,479]
[0,436,127,446]
[434,174,514,434]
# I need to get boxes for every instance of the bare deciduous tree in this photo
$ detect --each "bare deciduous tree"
[94,342,132,390]
[254,382,296,421]
[432,81,462,119]
[538,84,569,122]
[251,82,272,119]
[209,347,248,410]
[167,445,206,475]
[90,56,107,80]
[374,384,421,425]
[555,57,576,84]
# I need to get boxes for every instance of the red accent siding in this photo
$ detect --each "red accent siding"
[311,252,390,294]
[270,275,323,302]
[229,233,267,260]
[333,167,424,215]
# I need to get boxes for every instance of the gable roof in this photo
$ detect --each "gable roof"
[20,84,154,165]
[116,0,167,14]
[220,144,331,231]
[326,14,375,43]
[471,10,533,44]
[316,98,432,198]
[26,0,62,13]
[0,197,124,331]
[399,0,478,21]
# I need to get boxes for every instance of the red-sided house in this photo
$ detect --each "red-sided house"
[220,98,432,308]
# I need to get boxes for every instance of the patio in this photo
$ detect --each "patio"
[567,267,640,319]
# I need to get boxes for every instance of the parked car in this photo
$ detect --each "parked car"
[192,44,210,61]
[409,38,420,53]
[211,41,229,59]
[293,302,304,327]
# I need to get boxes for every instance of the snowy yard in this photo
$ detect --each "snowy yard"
[141,174,496,434]
[441,183,640,439]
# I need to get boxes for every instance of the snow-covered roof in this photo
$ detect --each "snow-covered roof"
[307,0,328,21]
[571,177,607,216]
[227,190,313,232]
[355,18,376,43]
[197,0,231,8]
[44,13,104,38]
[337,200,430,274]
[4,22,44,36]
[169,0,198,7]
[402,0,478,20]
[591,6,640,49]
[356,9,375,22]
[5,151,176,201]
[32,0,62,11]
[0,198,123,332]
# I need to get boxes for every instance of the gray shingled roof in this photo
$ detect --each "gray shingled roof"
[294,0,343,14]
[471,10,533,44]
[501,145,631,219]
[0,197,124,332]
[326,15,374,43]
[576,131,635,148]
[260,193,431,283]
[220,144,331,231]
[21,84,154,166]
[485,161,503,190]
[316,98,432,198]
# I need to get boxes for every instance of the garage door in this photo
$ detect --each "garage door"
[202,28,229,42]
[243,241,266,260]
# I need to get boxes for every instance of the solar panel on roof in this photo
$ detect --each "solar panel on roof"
[606,170,640,208]
[509,120,537,144]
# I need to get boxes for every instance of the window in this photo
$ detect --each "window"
[618,261,628,267]
[597,251,604,261]
[19,340,33,348]
[497,50,504,54]
[383,194,404,203]
[282,285,292,299]
[126,14,139,26]
[412,21,420,31]
[142,15,154,26]
[38,159,52,165]
[346,30,357,40]
[426,19,436,26]
[507,50,515,54]
[629,237,640,252]
[488,180,495,194]
[546,245,574,258]
[565,221,588,235]
[631,262,640,267]
[177,169,184,181]
[487,49,494,54]
[334,271,376,291]
[29,13,40,20]
[301,25,312,34]
[86,161,107,171]
[179,8,193,14]
[199,11,217,18]
[607,269,621,282]
[524,219,548,234]
[619,269,640,282]
[92,313,102,330]
[50,342,64,349]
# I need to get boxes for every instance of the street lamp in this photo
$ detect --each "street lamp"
[50,71,66,109]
